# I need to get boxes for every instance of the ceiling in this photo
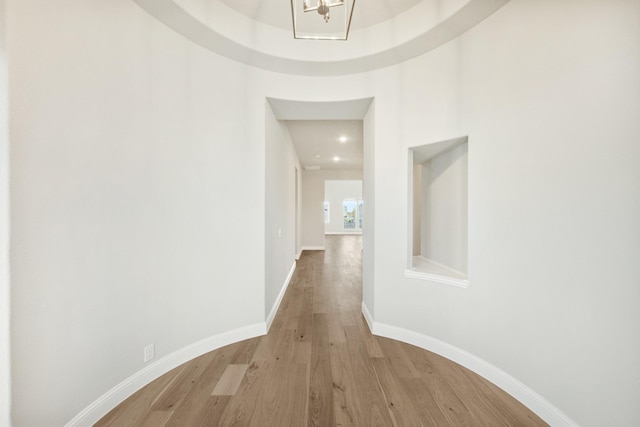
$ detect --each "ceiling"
[268,98,370,171]
[218,0,422,31]
[286,120,363,170]
[135,0,509,76]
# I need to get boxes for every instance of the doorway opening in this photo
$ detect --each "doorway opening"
[324,180,363,235]
[265,97,375,317]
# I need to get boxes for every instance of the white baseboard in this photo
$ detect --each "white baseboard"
[360,304,578,427]
[266,261,296,331]
[324,231,362,235]
[65,322,267,427]
[361,301,374,331]
[301,245,325,251]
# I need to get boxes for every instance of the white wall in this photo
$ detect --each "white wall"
[9,1,265,425]
[6,0,640,426]
[265,103,301,321]
[324,180,363,234]
[0,0,10,424]
[368,1,640,426]
[301,170,363,249]
[362,104,376,318]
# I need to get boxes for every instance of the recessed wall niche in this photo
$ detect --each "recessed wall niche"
[406,137,469,288]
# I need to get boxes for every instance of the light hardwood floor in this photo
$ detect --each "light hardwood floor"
[96,235,547,426]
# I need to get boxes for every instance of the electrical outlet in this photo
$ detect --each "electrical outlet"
[144,343,155,363]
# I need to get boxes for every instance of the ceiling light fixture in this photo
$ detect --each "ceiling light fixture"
[339,136,348,142]
[333,156,340,162]
[291,0,355,40]
[304,0,341,23]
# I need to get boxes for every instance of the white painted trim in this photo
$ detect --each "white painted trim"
[266,261,296,331]
[301,246,325,251]
[361,301,374,331]
[324,231,362,235]
[404,269,469,289]
[65,322,267,427]
[365,318,579,427]
[295,250,302,260]
[423,257,467,277]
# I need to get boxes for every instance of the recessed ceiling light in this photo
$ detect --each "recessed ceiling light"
[339,136,348,143]
[314,154,320,159]
[333,156,340,162]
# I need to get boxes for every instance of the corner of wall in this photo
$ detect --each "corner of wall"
[361,301,374,331]
[265,261,296,331]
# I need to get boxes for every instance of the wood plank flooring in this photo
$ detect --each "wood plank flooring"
[95,235,547,426]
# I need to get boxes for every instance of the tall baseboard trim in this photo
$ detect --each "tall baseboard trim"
[361,301,374,331]
[266,261,296,331]
[65,322,267,427]
[301,245,325,251]
[324,231,362,235]
[360,304,578,427]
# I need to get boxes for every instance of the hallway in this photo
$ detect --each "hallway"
[96,236,546,426]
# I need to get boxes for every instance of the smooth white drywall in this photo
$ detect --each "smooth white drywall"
[301,170,363,248]
[324,180,363,234]
[0,0,10,424]
[6,0,640,426]
[9,1,265,425]
[420,143,468,274]
[265,103,300,317]
[362,103,376,317]
[367,1,640,426]
[301,171,324,249]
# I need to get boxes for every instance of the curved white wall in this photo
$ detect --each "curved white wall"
[365,1,640,426]
[0,0,10,424]
[7,0,640,426]
[8,1,269,425]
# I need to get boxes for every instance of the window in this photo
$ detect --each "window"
[323,201,330,223]
[406,137,469,288]
[342,199,363,230]
[343,199,357,229]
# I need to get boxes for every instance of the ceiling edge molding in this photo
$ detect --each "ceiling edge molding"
[132,0,509,76]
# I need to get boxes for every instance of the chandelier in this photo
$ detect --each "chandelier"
[303,0,344,23]
[291,0,355,40]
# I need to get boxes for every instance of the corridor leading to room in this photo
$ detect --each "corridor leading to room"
[96,235,546,426]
